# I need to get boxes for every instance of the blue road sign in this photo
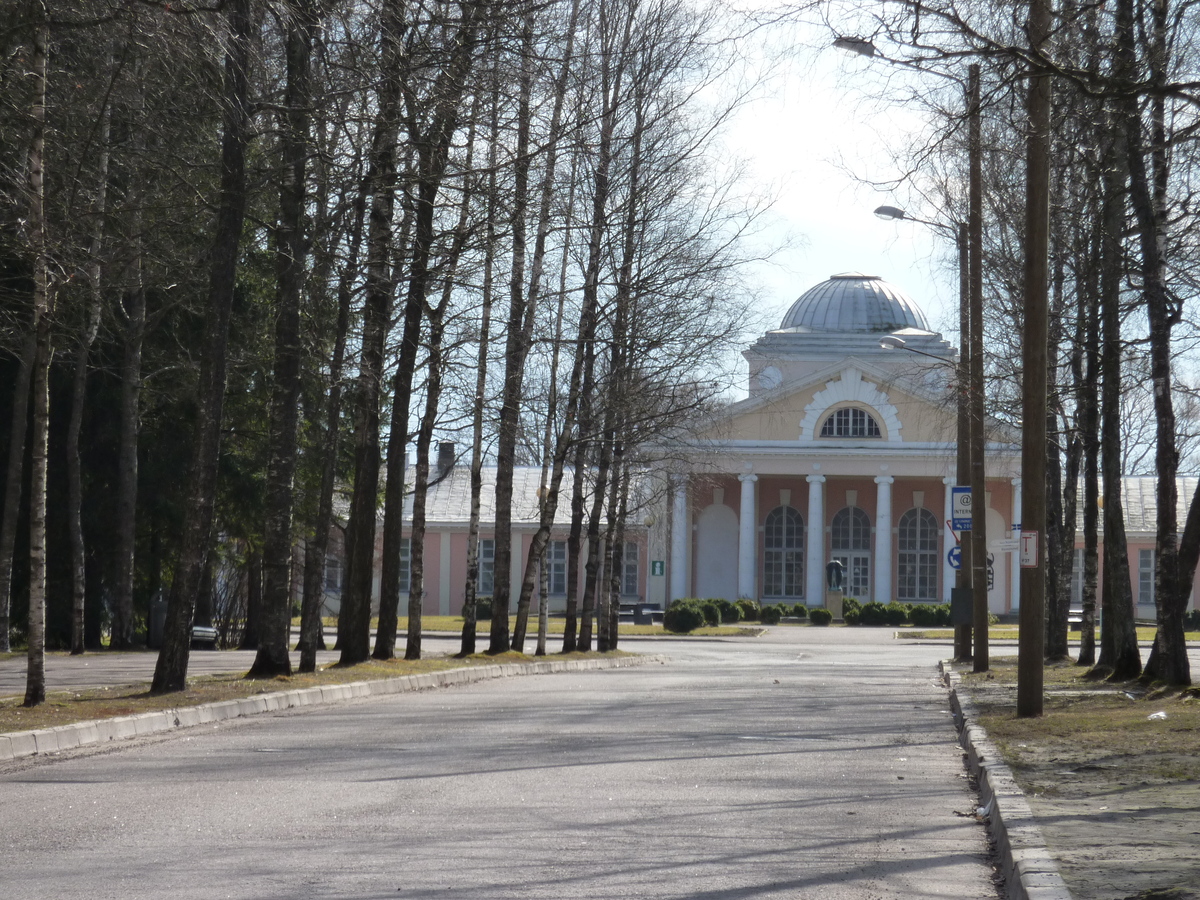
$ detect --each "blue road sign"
[951,486,972,531]
[948,546,962,569]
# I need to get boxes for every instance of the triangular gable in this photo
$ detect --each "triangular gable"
[711,359,956,444]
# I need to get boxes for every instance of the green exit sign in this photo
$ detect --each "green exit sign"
[651,560,665,577]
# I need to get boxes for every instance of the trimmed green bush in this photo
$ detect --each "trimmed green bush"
[664,600,706,634]
[736,598,760,621]
[760,604,783,625]
[701,601,721,627]
[843,606,861,625]
[842,597,861,617]
[884,602,910,626]
[809,607,833,626]
[790,603,808,619]
[717,599,742,623]
[1186,609,1200,631]
[858,601,888,626]
[475,597,493,619]
[907,604,940,627]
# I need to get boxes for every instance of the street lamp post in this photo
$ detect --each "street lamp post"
[874,128,984,665]
[843,41,990,669]
[966,64,988,672]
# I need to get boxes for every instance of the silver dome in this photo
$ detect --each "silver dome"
[780,273,930,334]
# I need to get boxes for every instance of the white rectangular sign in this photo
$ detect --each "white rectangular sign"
[951,486,972,531]
[990,539,1019,553]
[1020,531,1039,568]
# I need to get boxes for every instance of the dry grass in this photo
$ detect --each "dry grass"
[957,656,1200,898]
[903,626,1175,641]
[957,656,1200,791]
[0,651,618,737]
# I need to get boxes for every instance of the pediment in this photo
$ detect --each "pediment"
[711,359,957,445]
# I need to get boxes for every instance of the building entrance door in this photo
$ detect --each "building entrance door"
[833,552,871,601]
[831,506,872,602]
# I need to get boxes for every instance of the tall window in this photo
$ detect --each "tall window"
[763,505,804,597]
[831,506,871,600]
[897,508,938,601]
[479,538,495,594]
[399,538,411,593]
[820,407,881,438]
[548,540,567,595]
[623,541,639,595]
[1139,548,1155,607]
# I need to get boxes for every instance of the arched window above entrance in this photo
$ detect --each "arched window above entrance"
[831,506,871,550]
[820,407,881,438]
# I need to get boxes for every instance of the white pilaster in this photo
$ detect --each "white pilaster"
[942,476,956,602]
[670,481,689,601]
[440,531,452,615]
[1011,477,1023,612]
[510,533,524,600]
[738,473,758,599]
[806,475,826,603]
[874,475,894,603]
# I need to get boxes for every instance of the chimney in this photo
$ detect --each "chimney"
[437,442,455,478]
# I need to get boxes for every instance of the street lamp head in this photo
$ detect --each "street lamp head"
[833,36,877,57]
[879,335,907,350]
[874,205,908,221]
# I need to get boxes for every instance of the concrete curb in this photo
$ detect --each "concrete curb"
[1,655,663,764]
[940,661,1073,900]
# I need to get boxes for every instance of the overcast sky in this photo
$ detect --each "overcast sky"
[725,15,962,357]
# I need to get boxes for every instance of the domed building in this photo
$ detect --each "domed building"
[665,273,1024,612]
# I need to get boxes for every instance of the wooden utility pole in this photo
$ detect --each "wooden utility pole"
[1018,0,1053,717]
[954,218,972,663]
[967,64,989,672]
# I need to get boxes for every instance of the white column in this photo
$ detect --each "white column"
[439,531,452,615]
[738,473,758,599]
[874,475,894,603]
[670,481,689,601]
[806,475,825,604]
[1010,477,1022,611]
[942,476,956,603]
[511,532,524,599]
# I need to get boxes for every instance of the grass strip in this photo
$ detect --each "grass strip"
[0,651,620,736]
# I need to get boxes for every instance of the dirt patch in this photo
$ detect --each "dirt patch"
[958,657,1200,900]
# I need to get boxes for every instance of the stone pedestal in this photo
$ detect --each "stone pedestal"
[824,591,844,621]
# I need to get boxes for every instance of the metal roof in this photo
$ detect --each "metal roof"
[779,273,931,334]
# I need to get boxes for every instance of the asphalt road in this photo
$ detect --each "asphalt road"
[0,629,999,899]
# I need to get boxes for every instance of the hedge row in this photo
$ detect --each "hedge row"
[664,598,824,633]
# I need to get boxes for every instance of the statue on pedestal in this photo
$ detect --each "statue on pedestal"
[825,559,845,593]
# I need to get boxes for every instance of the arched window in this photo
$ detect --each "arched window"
[820,407,881,438]
[763,506,804,598]
[830,506,871,599]
[897,508,939,601]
